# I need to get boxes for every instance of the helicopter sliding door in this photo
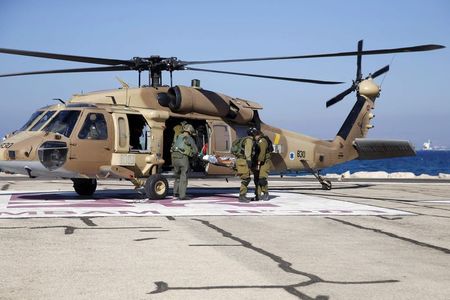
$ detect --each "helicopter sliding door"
[69,110,113,176]
[205,120,235,176]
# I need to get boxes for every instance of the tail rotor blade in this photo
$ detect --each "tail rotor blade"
[326,86,355,107]
[370,65,390,79]
[356,40,363,81]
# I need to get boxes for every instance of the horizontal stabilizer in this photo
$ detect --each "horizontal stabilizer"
[353,139,416,160]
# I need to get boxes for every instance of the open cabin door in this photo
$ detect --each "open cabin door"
[112,113,129,153]
[205,120,235,176]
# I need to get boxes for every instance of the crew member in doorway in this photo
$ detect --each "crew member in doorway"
[172,121,187,143]
[130,119,145,150]
[171,123,198,200]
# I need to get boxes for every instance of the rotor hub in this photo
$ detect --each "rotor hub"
[358,79,380,99]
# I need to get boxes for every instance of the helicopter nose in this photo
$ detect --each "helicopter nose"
[37,141,68,171]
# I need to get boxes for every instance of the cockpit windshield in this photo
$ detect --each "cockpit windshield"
[19,111,44,131]
[43,110,81,137]
[30,110,56,131]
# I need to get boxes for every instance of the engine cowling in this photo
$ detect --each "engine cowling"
[157,86,255,124]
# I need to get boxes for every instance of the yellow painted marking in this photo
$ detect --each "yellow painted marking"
[274,133,281,145]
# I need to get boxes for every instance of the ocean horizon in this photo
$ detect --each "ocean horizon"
[317,150,450,176]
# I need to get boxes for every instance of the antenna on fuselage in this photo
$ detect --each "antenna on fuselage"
[53,98,65,104]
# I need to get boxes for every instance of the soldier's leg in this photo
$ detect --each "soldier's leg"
[253,169,261,200]
[239,172,251,200]
[259,161,271,200]
[172,157,181,197]
[178,156,190,199]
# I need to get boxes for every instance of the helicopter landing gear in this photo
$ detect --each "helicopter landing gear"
[72,178,97,196]
[320,179,332,190]
[144,174,168,200]
[300,159,332,190]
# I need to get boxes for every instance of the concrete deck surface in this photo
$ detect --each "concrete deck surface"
[0,175,449,299]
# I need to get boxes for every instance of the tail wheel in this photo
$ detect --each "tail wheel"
[321,180,332,190]
[72,178,97,196]
[144,174,168,200]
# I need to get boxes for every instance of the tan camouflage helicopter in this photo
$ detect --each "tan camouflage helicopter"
[0,41,444,198]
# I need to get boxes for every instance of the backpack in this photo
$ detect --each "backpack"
[231,136,251,157]
[260,135,274,153]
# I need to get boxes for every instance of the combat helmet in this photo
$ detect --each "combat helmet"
[183,124,196,135]
[247,127,260,136]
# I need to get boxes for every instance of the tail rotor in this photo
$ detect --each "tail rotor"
[326,40,390,108]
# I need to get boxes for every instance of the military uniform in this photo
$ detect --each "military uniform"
[255,134,272,201]
[234,136,256,202]
[171,124,198,200]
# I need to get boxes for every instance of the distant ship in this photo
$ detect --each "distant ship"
[423,140,433,150]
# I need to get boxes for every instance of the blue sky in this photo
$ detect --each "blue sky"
[0,0,449,148]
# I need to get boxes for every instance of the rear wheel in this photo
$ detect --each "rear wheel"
[321,180,332,190]
[144,174,168,200]
[72,178,97,196]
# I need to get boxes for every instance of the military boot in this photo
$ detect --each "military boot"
[261,192,270,201]
[239,194,252,203]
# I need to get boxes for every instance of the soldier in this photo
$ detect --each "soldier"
[172,121,187,143]
[232,127,258,203]
[254,130,273,201]
[170,123,198,200]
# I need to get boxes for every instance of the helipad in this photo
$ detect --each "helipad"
[0,188,412,218]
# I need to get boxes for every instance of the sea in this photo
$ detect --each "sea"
[318,150,450,176]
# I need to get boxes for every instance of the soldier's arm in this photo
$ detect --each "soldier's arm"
[188,136,198,154]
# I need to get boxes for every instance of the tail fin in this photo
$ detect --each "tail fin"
[336,95,374,142]
[332,89,416,161]
[332,92,376,161]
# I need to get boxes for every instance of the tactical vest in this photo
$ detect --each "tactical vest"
[231,136,254,158]
[171,135,195,157]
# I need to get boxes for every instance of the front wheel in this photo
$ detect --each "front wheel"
[144,174,168,200]
[72,178,97,196]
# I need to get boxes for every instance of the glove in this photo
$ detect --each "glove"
[246,160,252,168]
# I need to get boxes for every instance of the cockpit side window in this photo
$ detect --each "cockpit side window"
[30,111,56,131]
[43,110,80,137]
[78,113,108,140]
[19,111,44,131]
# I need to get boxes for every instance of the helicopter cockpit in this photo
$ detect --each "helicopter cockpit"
[42,110,81,137]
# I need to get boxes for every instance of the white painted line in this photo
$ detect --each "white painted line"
[420,200,450,204]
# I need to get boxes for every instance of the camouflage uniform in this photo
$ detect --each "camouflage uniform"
[255,135,272,201]
[235,136,255,202]
[171,124,198,200]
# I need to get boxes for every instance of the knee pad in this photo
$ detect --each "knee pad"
[242,177,251,185]
[258,178,268,186]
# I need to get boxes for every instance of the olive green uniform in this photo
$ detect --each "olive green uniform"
[171,133,198,199]
[235,137,255,197]
[256,135,272,199]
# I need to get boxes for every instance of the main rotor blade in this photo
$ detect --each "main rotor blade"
[0,66,131,78]
[185,67,343,85]
[370,65,390,79]
[184,44,445,65]
[356,40,363,81]
[0,48,131,66]
[326,86,355,108]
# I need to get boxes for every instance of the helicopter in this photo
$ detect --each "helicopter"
[0,41,445,199]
